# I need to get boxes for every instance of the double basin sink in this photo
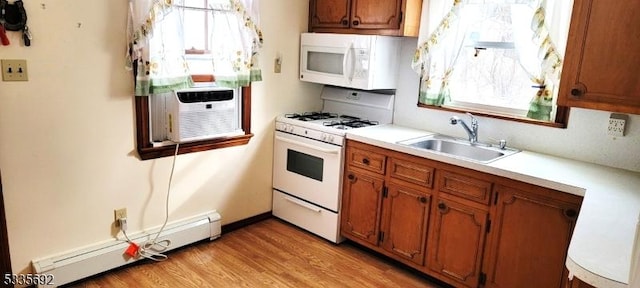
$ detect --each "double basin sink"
[397,134,520,163]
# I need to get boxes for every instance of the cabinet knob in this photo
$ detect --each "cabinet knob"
[362,158,370,165]
[437,202,446,211]
[352,20,360,26]
[347,174,355,181]
[419,196,428,203]
[564,208,578,219]
[570,83,587,97]
[341,19,348,26]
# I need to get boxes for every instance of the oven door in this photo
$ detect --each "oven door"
[273,131,343,212]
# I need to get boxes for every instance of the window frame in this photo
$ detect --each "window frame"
[134,86,253,160]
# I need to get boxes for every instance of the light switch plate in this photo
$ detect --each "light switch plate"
[1,59,28,81]
[608,113,627,137]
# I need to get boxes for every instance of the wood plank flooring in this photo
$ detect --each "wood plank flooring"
[64,218,447,288]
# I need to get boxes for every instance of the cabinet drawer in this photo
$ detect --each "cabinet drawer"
[347,146,386,174]
[438,170,493,205]
[388,157,435,188]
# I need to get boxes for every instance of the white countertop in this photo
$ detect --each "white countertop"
[346,124,640,288]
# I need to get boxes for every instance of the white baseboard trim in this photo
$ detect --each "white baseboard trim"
[31,210,221,287]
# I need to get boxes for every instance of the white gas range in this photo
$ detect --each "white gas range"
[272,86,395,243]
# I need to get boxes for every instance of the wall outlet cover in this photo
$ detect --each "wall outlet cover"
[1,59,28,81]
[608,114,627,137]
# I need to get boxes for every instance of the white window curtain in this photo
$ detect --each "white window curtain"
[412,0,570,121]
[126,0,263,96]
[411,0,469,106]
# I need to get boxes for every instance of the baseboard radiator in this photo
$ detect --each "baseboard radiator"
[31,210,221,287]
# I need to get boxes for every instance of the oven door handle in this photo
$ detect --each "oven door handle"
[275,135,340,154]
[284,195,322,213]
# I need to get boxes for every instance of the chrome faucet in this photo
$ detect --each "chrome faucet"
[450,113,478,144]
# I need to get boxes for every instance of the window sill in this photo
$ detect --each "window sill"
[417,103,569,128]
[137,134,254,160]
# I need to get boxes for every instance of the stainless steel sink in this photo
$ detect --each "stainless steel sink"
[398,134,519,163]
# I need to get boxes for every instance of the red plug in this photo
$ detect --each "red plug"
[124,242,139,258]
[0,25,9,46]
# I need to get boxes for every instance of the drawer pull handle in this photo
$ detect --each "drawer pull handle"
[284,196,322,213]
[362,158,370,165]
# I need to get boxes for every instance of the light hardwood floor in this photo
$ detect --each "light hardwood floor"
[64,218,448,288]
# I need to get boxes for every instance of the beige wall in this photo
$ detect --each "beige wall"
[0,1,322,273]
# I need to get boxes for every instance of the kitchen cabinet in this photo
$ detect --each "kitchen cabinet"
[428,197,488,287]
[340,140,583,288]
[379,182,430,265]
[308,0,422,36]
[566,277,596,288]
[341,169,384,246]
[342,140,435,268]
[427,169,492,287]
[482,182,582,288]
[558,1,640,114]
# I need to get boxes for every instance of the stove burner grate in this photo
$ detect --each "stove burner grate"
[285,112,339,121]
[323,119,380,129]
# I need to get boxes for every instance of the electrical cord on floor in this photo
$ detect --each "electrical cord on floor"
[120,143,180,262]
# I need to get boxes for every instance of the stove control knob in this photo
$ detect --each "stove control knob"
[320,133,328,142]
[327,135,335,143]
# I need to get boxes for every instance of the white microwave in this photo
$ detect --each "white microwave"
[300,33,401,90]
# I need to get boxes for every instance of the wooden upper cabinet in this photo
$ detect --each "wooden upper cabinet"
[309,0,422,36]
[558,1,640,114]
[309,0,351,29]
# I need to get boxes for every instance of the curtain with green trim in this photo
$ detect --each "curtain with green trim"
[412,0,469,107]
[126,0,263,96]
[512,0,563,121]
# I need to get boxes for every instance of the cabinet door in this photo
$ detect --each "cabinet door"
[428,198,488,287]
[482,185,580,288]
[558,1,640,114]
[568,277,596,288]
[309,0,351,29]
[341,170,384,245]
[379,183,430,265]
[351,0,403,30]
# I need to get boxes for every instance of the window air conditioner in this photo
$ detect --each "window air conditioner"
[165,87,244,143]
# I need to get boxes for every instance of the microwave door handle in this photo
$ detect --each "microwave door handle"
[275,135,340,154]
[343,42,353,83]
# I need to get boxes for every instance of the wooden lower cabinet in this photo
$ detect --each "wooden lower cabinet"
[380,182,431,265]
[481,183,582,288]
[341,140,582,288]
[428,198,488,287]
[567,277,596,288]
[341,169,384,246]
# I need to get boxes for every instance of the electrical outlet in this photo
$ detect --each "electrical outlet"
[274,55,282,74]
[1,59,28,81]
[608,114,628,137]
[114,208,127,224]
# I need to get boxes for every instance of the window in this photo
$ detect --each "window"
[128,0,262,159]
[412,0,573,127]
